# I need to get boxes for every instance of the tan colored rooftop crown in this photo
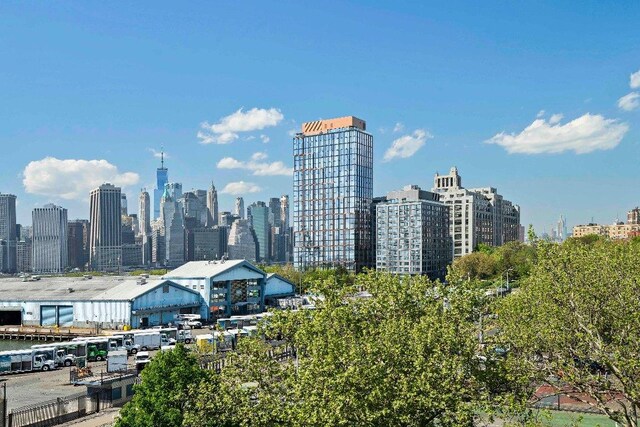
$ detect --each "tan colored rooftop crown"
[301,116,366,136]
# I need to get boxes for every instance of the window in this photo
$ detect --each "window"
[163,285,169,293]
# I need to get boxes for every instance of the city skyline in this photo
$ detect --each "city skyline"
[1,2,639,231]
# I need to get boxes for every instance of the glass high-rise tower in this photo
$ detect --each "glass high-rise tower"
[153,150,168,220]
[293,116,373,272]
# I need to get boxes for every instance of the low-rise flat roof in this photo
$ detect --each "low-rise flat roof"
[0,276,170,302]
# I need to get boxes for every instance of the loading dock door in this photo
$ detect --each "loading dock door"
[0,308,21,325]
[41,306,57,326]
[58,306,74,327]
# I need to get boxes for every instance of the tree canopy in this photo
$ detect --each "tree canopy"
[498,240,640,427]
[116,344,209,427]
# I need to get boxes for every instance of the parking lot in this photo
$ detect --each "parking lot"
[1,326,214,412]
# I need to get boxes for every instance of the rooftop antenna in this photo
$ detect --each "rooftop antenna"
[160,146,165,169]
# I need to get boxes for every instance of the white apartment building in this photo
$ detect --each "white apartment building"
[432,167,521,258]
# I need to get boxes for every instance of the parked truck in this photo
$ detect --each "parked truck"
[113,330,172,351]
[31,342,86,367]
[0,349,57,374]
[133,331,168,351]
[151,327,192,344]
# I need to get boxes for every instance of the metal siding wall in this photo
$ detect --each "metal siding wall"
[265,277,295,296]
[57,306,73,326]
[41,306,56,326]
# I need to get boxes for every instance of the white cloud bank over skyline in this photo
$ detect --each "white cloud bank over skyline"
[486,113,629,155]
[22,157,139,200]
[217,152,293,176]
[198,107,284,144]
[220,181,262,195]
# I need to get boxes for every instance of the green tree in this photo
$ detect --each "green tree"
[116,344,209,427]
[498,240,640,427]
[260,271,502,426]
[449,251,497,280]
[184,338,294,427]
[526,224,537,244]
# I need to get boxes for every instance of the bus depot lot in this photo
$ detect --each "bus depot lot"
[3,360,109,411]
[1,330,210,412]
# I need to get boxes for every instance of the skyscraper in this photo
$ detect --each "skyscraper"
[139,190,151,236]
[0,193,17,273]
[165,182,183,202]
[293,116,373,272]
[89,183,122,271]
[228,219,257,262]
[120,193,128,216]
[32,204,68,273]
[234,197,245,220]
[280,194,291,262]
[68,219,89,270]
[183,191,209,228]
[153,150,169,220]
[207,182,219,226]
[248,201,270,262]
[161,187,185,267]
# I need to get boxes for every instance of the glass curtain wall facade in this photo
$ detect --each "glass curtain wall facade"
[293,116,373,272]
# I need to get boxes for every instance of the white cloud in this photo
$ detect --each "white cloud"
[536,110,546,118]
[23,157,139,200]
[198,107,284,144]
[383,129,431,162]
[220,181,262,195]
[147,148,169,159]
[617,92,640,111]
[251,152,268,161]
[486,113,629,155]
[217,152,293,176]
[393,122,404,133]
[217,157,245,169]
[260,134,270,143]
[549,113,563,124]
[630,70,640,89]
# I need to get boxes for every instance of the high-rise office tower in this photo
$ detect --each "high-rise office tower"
[32,204,68,273]
[234,197,245,220]
[375,186,451,279]
[153,150,169,220]
[139,190,151,236]
[207,182,219,226]
[68,219,89,269]
[0,193,17,273]
[227,219,257,262]
[16,239,32,273]
[120,194,128,216]
[248,201,270,262]
[293,116,373,272]
[280,194,291,262]
[161,188,185,267]
[268,198,282,227]
[165,182,183,202]
[89,183,122,271]
[432,167,521,258]
[183,191,209,228]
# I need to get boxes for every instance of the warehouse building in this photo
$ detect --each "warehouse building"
[163,259,295,320]
[0,275,202,329]
[264,273,296,305]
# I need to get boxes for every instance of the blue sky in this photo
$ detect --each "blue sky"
[1,1,639,233]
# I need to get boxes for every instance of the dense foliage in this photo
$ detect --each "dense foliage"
[117,238,640,427]
[498,239,640,427]
[116,345,208,427]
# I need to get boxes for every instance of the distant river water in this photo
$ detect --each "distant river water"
[0,340,40,351]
